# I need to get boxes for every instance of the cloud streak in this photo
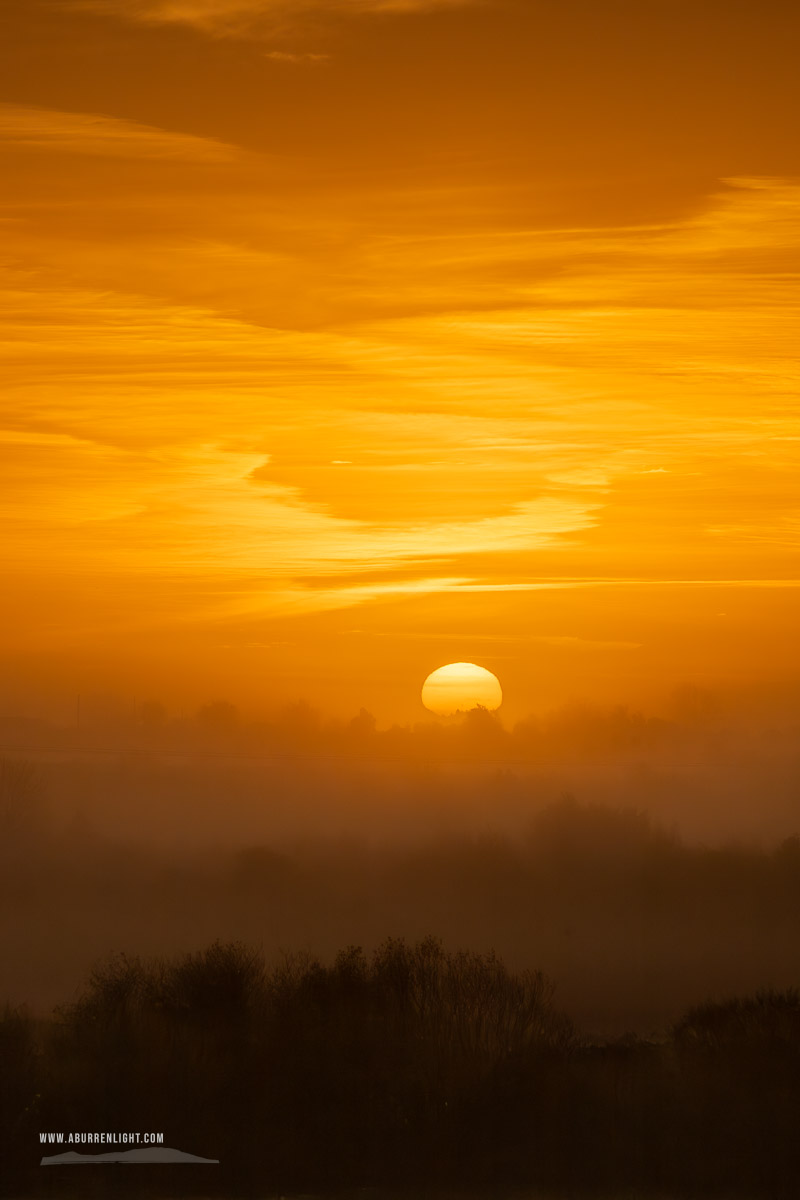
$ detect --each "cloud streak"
[2,139,799,664]
[0,104,240,162]
[72,0,477,36]
[263,49,330,61]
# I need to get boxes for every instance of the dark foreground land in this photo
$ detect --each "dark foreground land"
[3,940,800,1199]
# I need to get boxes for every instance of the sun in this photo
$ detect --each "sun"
[421,662,503,716]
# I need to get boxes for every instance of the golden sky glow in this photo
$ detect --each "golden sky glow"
[1,0,799,720]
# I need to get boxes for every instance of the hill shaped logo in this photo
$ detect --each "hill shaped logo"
[41,1147,218,1165]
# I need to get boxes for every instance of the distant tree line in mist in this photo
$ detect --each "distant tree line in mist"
[3,939,800,1197]
[3,681,798,765]
[3,759,800,1032]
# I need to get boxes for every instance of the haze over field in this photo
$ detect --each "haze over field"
[2,679,800,1033]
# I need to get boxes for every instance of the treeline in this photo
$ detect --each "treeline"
[4,686,795,764]
[3,939,800,1197]
[4,790,800,1031]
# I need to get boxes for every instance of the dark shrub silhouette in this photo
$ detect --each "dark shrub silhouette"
[7,943,800,1197]
[0,1007,39,1185]
[667,990,800,1195]
[35,938,572,1191]
[674,987,800,1050]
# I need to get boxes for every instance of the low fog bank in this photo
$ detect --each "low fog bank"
[2,687,799,1031]
[1,683,800,846]
[3,755,800,1032]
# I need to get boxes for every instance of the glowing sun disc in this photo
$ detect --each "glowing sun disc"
[421,662,503,716]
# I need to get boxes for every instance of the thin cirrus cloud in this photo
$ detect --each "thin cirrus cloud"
[2,127,798,642]
[72,0,477,35]
[263,49,330,61]
[0,103,240,162]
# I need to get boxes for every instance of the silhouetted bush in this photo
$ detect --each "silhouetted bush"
[6,943,800,1197]
[29,939,573,1191]
[674,987,800,1051]
[0,1007,39,1185]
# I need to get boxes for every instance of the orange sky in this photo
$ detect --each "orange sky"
[1,0,799,723]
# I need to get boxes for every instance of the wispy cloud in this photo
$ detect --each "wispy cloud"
[263,49,330,62]
[0,104,239,162]
[2,165,799,639]
[72,0,477,37]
